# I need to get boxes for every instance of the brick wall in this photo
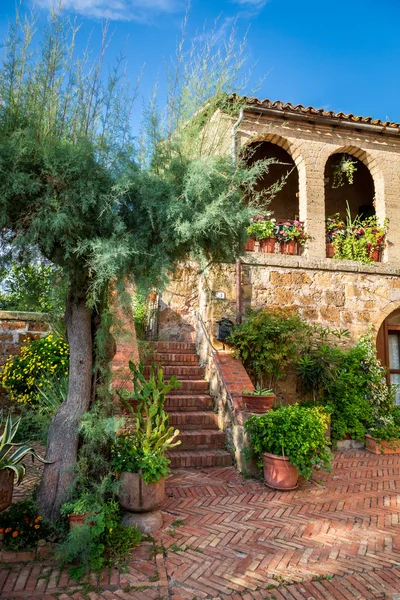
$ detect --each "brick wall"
[0,311,50,368]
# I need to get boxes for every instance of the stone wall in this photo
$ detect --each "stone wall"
[0,311,50,368]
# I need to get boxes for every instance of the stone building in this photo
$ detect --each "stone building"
[155,99,400,404]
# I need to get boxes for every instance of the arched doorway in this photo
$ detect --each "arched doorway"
[244,141,299,219]
[324,151,375,221]
[377,308,400,404]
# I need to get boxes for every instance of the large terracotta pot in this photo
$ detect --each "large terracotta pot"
[259,238,275,253]
[244,238,256,252]
[0,469,14,512]
[262,452,299,490]
[326,243,335,258]
[118,472,166,513]
[365,434,400,455]
[279,240,298,255]
[241,393,275,413]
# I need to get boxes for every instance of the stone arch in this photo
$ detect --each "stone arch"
[372,301,400,334]
[242,133,306,221]
[325,145,385,224]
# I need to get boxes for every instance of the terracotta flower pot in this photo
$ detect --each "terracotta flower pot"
[279,240,298,255]
[0,469,14,513]
[326,243,335,258]
[262,452,299,490]
[244,238,255,252]
[118,472,166,513]
[369,248,381,263]
[241,393,275,413]
[259,238,275,253]
[365,434,400,455]
[68,513,92,530]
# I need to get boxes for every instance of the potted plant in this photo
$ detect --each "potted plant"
[275,220,308,255]
[61,492,97,529]
[0,413,48,512]
[366,408,400,454]
[332,155,358,188]
[112,362,181,513]
[325,213,345,258]
[245,404,332,490]
[241,387,275,413]
[258,219,276,253]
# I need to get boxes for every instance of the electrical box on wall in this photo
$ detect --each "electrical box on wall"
[216,318,234,341]
[215,291,226,299]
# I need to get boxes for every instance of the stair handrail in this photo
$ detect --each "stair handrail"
[197,312,234,412]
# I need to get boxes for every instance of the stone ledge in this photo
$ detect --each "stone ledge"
[242,252,400,276]
[0,311,51,322]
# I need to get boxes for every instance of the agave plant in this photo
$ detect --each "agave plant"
[0,412,49,484]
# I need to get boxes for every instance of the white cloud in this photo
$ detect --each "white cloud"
[232,0,269,15]
[34,0,183,22]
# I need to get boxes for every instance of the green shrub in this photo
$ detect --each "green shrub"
[0,262,66,313]
[57,497,141,578]
[228,309,308,388]
[245,404,332,480]
[0,334,69,404]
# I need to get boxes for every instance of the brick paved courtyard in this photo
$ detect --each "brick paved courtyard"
[3,449,400,599]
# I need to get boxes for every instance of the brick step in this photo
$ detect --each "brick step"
[171,429,226,451]
[167,380,209,394]
[165,395,214,411]
[149,342,196,353]
[168,449,233,468]
[144,365,203,378]
[146,353,199,365]
[168,411,218,430]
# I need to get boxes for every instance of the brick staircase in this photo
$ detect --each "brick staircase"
[145,341,233,469]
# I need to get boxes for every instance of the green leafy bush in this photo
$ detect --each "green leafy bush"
[0,334,69,404]
[228,309,308,388]
[0,262,66,313]
[245,404,332,480]
[58,497,141,578]
[0,498,52,550]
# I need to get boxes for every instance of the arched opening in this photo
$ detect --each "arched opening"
[244,141,299,219]
[324,151,375,221]
[377,308,400,405]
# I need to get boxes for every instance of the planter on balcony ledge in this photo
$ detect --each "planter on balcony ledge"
[259,238,275,253]
[244,237,256,252]
[280,240,299,255]
[326,243,335,258]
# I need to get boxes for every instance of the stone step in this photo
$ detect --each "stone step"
[168,411,219,430]
[144,364,204,378]
[171,429,226,451]
[168,449,233,468]
[165,395,214,411]
[167,380,209,394]
[149,342,196,354]
[146,353,199,365]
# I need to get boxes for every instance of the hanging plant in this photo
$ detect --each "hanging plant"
[332,155,358,188]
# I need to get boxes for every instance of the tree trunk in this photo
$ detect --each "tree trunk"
[37,293,92,521]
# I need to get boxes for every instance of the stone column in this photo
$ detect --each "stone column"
[297,150,326,259]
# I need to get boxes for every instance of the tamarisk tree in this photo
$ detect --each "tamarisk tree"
[0,8,275,519]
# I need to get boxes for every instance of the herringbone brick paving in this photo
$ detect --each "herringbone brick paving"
[3,450,400,598]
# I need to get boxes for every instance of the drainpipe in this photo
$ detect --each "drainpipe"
[232,108,245,325]
[231,107,244,164]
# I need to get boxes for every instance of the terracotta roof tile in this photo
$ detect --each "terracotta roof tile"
[242,97,400,131]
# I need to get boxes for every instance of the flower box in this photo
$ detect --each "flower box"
[279,240,299,255]
[326,243,335,258]
[365,434,400,455]
[259,238,275,253]
[244,238,256,252]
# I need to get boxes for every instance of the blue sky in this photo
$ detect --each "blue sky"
[0,0,399,127]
